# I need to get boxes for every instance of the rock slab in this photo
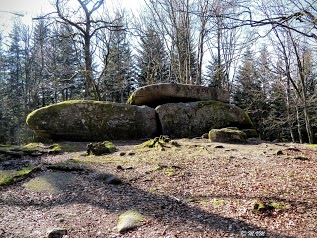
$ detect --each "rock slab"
[23,172,76,193]
[26,100,158,141]
[155,100,254,138]
[127,83,229,107]
[209,128,248,143]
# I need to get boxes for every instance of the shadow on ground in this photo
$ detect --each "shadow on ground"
[0,162,296,238]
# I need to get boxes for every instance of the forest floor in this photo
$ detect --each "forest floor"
[0,138,317,238]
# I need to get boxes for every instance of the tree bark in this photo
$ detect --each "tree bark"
[289,30,314,143]
[286,77,295,142]
[296,104,303,143]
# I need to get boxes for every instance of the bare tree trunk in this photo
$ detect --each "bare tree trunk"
[289,30,314,143]
[196,29,204,85]
[303,100,314,143]
[55,0,109,101]
[84,34,101,100]
[273,27,313,143]
[296,104,303,143]
[195,0,208,85]
[286,77,295,142]
[216,16,222,89]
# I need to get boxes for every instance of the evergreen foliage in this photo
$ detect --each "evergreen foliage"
[136,28,168,86]
[205,55,226,88]
[0,0,316,144]
[103,20,135,103]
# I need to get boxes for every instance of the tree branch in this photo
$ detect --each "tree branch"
[56,0,86,34]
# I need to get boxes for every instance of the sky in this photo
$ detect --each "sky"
[0,0,49,29]
[0,0,140,36]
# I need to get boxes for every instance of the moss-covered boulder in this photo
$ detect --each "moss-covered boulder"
[26,100,158,141]
[208,128,247,143]
[127,83,229,108]
[242,129,258,138]
[141,135,180,150]
[155,101,254,138]
[0,143,62,160]
[0,167,34,186]
[87,141,117,155]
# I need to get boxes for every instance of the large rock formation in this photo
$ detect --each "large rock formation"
[127,83,229,107]
[155,100,254,138]
[26,100,158,141]
[26,84,255,141]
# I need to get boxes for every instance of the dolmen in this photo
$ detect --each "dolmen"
[26,83,256,141]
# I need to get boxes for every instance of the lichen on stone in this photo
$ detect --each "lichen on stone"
[117,210,144,233]
[209,128,247,143]
[156,100,254,138]
[0,167,36,186]
[141,135,180,150]
[87,141,117,156]
[26,100,158,141]
[24,172,76,193]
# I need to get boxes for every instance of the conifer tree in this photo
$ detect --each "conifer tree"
[233,48,268,139]
[46,24,82,102]
[136,28,168,86]
[204,55,226,88]
[103,20,134,102]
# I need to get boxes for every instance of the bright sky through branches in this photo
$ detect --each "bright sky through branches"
[0,0,140,35]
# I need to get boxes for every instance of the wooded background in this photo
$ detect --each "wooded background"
[0,0,316,144]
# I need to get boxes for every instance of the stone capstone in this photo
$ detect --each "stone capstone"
[155,100,254,138]
[208,128,248,143]
[26,100,158,141]
[127,83,229,107]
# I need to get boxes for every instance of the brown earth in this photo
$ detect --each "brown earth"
[0,139,317,238]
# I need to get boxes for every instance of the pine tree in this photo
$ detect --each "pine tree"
[103,21,134,102]
[136,28,168,86]
[3,21,31,144]
[46,24,82,102]
[0,33,8,144]
[266,80,290,140]
[204,55,226,88]
[31,19,51,107]
[233,48,258,109]
[233,48,268,139]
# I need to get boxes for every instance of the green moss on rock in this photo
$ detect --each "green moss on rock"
[141,135,180,150]
[87,141,117,155]
[0,167,33,186]
[242,129,258,138]
[156,100,254,138]
[24,172,76,193]
[209,128,247,143]
[253,201,286,213]
[26,100,158,141]
[117,210,144,233]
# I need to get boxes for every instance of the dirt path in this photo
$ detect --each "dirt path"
[0,139,316,237]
